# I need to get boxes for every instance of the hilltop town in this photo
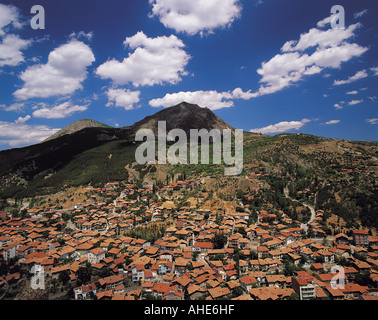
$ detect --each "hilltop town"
[1,168,377,301]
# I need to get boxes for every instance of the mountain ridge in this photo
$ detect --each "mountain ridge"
[131,101,232,135]
[0,101,235,198]
[43,118,112,142]
[39,102,233,144]
[0,101,377,232]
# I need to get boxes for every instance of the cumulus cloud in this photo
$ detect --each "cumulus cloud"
[149,88,253,110]
[249,119,311,134]
[281,23,361,52]
[106,88,141,110]
[96,31,190,87]
[0,4,31,68]
[0,34,31,67]
[250,15,367,97]
[148,0,242,35]
[32,101,88,119]
[231,88,256,100]
[333,69,368,85]
[14,115,31,124]
[0,3,22,35]
[0,121,59,148]
[14,40,95,100]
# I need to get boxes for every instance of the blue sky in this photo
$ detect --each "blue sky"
[0,0,377,150]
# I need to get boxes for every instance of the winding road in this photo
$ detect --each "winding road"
[283,185,316,232]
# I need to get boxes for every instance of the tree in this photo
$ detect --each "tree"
[288,292,299,300]
[231,286,244,298]
[59,270,70,285]
[236,189,244,199]
[192,251,199,261]
[283,260,295,276]
[354,271,374,287]
[98,267,112,278]
[0,261,8,277]
[212,234,227,249]
[76,264,92,286]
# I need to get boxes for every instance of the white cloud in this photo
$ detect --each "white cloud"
[14,115,31,124]
[316,15,334,29]
[346,90,358,95]
[69,31,94,41]
[334,103,343,110]
[0,3,22,36]
[324,120,340,125]
[0,102,25,112]
[249,15,367,97]
[281,23,361,52]
[148,0,242,35]
[96,31,190,87]
[370,66,378,76]
[255,51,313,95]
[0,4,31,68]
[365,118,378,125]
[249,119,311,134]
[0,34,30,67]
[0,121,59,148]
[231,87,256,100]
[14,40,95,100]
[354,9,368,19]
[333,69,368,86]
[149,88,253,110]
[150,90,233,110]
[32,101,88,119]
[309,43,366,69]
[106,88,141,110]
[254,43,367,96]
[347,99,363,106]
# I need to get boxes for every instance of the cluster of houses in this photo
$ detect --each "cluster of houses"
[0,179,377,301]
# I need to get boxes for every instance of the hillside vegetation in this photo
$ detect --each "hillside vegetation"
[0,103,377,231]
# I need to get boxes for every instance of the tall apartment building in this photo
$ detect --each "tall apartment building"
[352,230,369,248]
[291,271,317,300]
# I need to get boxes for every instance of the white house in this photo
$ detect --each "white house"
[74,283,97,300]
[86,248,105,264]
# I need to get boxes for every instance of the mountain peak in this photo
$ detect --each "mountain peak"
[44,119,111,142]
[132,101,232,135]
[173,101,209,110]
